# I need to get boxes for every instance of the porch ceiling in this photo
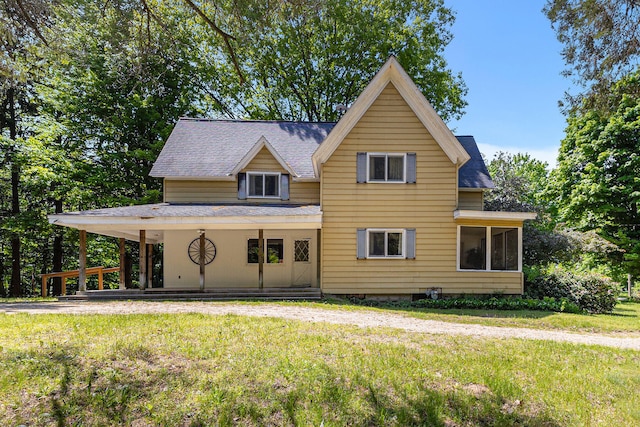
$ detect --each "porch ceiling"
[49,203,323,243]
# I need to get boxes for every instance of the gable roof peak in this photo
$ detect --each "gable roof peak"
[230,135,298,177]
[312,56,471,175]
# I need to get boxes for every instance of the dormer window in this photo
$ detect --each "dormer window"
[248,172,280,198]
[238,172,289,200]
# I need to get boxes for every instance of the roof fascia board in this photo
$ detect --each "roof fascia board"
[49,214,322,230]
[312,56,470,175]
[453,210,537,221]
[162,176,236,181]
[291,177,320,183]
[458,187,492,192]
[230,136,298,177]
[312,60,392,176]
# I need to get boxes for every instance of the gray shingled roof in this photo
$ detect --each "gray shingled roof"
[457,136,495,189]
[150,119,335,179]
[150,118,494,189]
[54,203,322,218]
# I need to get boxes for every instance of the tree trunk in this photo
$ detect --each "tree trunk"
[0,247,5,298]
[52,199,63,295]
[8,87,21,297]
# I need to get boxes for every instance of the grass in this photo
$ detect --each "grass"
[1,312,639,426]
[0,297,57,303]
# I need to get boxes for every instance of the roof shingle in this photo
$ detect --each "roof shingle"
[150,119,335,179]
[150,118,494,189]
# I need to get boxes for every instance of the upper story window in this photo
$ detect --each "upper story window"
[368,153,405,182]
[248,172,280,198]
[356,152,416,184]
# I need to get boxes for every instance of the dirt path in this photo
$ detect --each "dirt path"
[2,301,639,350]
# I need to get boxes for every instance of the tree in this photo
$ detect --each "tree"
[548,70,640,278]
[214,0,466,122]
[484,152,575,267]
[544,0,640,112]
[484,152,549,214]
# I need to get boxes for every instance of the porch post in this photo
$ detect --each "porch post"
[119,238,126,289]
[317,229,321,288]
[199,230,205,291]
[139,230,146,290]
[258,229,264,289]
[147,244,153,289]
[79,229,87,292]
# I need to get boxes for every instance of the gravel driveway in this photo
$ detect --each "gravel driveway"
[2,301,639,350]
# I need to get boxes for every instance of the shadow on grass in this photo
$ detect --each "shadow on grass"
[5,342,565,426]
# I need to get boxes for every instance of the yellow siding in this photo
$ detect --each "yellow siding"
[320,83,522,295]
[165,179,320,204]
[243,146,287,173]
[458,191,484,210]
[165,180,237,203]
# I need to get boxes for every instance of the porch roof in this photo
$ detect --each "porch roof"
[49,203,323,243]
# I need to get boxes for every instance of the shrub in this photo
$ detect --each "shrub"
[525,267,618,314]
[346,295,582,313]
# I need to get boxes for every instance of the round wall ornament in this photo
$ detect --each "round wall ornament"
[188,237,216,265]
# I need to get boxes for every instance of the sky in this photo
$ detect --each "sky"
[445,0,574,167]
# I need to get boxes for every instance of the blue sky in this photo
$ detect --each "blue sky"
[445,1,573,167]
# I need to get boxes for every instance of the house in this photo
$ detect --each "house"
[49,57,535,298]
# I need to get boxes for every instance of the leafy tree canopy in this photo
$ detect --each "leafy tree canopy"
[549,70,640,275]
[544,0,640,112]
[484,152,548,214]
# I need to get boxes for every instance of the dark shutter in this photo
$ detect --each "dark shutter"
[280,174,290,200]
[406,153,417,184]
[406,228,416,259]
[356,228,367,259]
[238,173,247,200]
[356,152,367,183]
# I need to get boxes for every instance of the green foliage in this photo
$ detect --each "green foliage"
[525,266,619,314]
[348,295,582,313]
[548,70,640,278]
[220,0,467,122]
[485,152,549,213]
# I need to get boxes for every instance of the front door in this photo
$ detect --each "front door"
[292,239,312,286]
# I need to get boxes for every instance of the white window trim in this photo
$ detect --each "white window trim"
[247,171,281,198]
[456,225,523,272]
[366,228,406,259]
[366,153,407,183]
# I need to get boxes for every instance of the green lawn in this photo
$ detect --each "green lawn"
[1,312,638,426]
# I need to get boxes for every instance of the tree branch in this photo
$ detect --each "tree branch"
[182,0,245,84]
[14,0,49,46]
